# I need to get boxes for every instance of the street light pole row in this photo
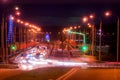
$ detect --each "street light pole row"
[84,12,119,62]
[1,6,41,63]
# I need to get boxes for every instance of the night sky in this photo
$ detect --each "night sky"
[0,0,120,32]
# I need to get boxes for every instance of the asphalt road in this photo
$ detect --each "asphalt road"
[0,67,72,80]
[66,68,120,80]
[1,67,120,80]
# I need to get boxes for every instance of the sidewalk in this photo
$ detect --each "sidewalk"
[0,64,18,69]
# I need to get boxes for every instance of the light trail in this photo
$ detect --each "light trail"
[15,45,88,70]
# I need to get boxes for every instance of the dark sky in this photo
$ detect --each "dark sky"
[0,0,120,31]
[1,0,120,4]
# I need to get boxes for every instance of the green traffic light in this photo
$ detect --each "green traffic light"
[81,45,88,52]
[11,45,16,50]
[82,46,87,50]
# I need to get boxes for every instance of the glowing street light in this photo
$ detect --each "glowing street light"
[10,16,14,20]
[83,17,88,23]
[98,11,111,61]
[105,11,111,16]
[89,14,94,19]
[15,6,19,10]
[87,23,92,28]
[17,19,20,23]
[37,28,41,31]
[20,21,24,24]
[16,11,20,16]
[70,26,73,29]
[29,25,32,27]
[74,26,77,29]
[25,22,29,26]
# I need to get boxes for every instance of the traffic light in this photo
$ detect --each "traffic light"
[11,45,17,51]
[80,45,88,52]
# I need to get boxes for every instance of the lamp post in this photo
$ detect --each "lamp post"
[105,11,119,62]
[89,14,95,56]
[117,16,119,62]
[1,13,5,62]
[88,23,95,56]
[83,15,95,56]
[82,16,88,44]
[99,19,102,61]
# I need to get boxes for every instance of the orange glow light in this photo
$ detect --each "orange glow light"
[74,26,77,29]
[37,28,41,31]
[83,17,88,22]
[105,11,111,16]
[20,21,23,24]
[88,25,92,28]
[32,25,34,27]
[29,25,32,27]
[15,6,19,10]
[87,23,92,28]
[11,16,14,20]
[70,26,73,29]
[17,19,20,23]
[25,22,29,26]
[90,15,94,19]
[16,11,20,16]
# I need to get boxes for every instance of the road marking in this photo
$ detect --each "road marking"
[56,67,79,80]
[63,68,79,80]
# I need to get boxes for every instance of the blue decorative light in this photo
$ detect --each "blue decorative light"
[7,15,14,44]
[45,33,50,42]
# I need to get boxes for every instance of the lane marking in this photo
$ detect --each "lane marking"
[63,68,79,80]
[56,67,79,80]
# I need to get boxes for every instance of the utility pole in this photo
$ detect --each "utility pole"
[5,17,8,63]
[117,16,119,62]
[1,14,5,63]
[91,25,95,56]
[99,19,102,61]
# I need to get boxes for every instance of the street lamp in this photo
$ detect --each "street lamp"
[10,16,14,20]
[87,23,95,56]
[16,11,20,16]
[15,6,19,10]
[99,19,102,61]
[83,15,95,56]
[105,11,111,16]
[89,14,94,19]
[88,23,92,28]
[105,11,119,62]
[83,17,88,23]
[14,6,20,16]
[99,11,111,61]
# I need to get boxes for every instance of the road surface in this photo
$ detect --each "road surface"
[65,68,120,80]
[1,67,120,80]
